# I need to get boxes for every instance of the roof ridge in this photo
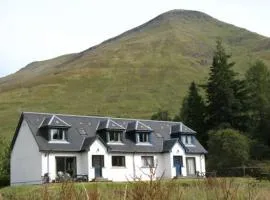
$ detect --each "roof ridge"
[22,112,182,124]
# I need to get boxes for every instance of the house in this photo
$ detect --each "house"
[10,112,207,185]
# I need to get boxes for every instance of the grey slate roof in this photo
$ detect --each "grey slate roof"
[97,119,125,131]
[171,124,196,134]
[126,121,153,132]
[11,112,207,154]
[40,115,71,128]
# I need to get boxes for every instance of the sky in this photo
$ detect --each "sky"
[1,0,270,78]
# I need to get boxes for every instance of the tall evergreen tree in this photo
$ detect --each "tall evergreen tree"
[245,60,270,145]
[205,39,237,130]
[178,82,206,146]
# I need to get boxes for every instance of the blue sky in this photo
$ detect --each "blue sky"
[1,0,270,77]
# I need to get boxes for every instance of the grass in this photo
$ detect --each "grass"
[0,9,270,143]
[1,178,270,200]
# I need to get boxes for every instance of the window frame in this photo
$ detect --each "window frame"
[137,132,150,143]
[50,128,66,141]
[107,131,122,143]
[141,156,154,167]
[111,156,126,167]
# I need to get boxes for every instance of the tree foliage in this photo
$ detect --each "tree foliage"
[205,39,238,130]
[245,61,270,144]
[207,129,250,170]
[178,82,207,146]
[151,109,171,121]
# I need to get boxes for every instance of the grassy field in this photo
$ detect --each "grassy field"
[0,10,270,142]
[1,178,270,200]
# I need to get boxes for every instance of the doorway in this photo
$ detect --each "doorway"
[173,156,183,176]
[92,155,104,178]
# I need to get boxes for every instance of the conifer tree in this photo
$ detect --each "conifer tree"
[205,39,237,130]
[179,82,206,145]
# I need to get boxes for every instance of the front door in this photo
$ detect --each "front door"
[186,157,196,176]
[92,155,104,178]
[173,156,183,176]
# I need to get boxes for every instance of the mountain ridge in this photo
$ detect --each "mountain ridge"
[0,9,270,139]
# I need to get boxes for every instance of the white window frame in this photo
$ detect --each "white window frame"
[141,156,154,167]
[107,131,122,143]
[49,129,67,143]
[137,132,150,143]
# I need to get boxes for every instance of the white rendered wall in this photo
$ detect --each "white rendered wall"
[88,139,109,180]
[11,120,42,185]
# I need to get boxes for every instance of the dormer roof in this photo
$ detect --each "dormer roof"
[97,118,125,131]
[126,120,153,132]
[40,115,71,128]
[170,123,196,134]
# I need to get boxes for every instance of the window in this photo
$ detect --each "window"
[108,131,121,142]
[50,129,66,141]
[137,132,150,143]
[141,156,154,167]
[112,156,125,167]
[182,135,194,145]
[56,157,76,176]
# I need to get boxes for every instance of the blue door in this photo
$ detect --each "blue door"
[173,156,183,176]
[92,155,104,178]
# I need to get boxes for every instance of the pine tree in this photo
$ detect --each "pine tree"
[178,82,206,146]
[245,60,270,145]
[205,39,237,130]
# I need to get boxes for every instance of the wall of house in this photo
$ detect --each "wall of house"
[41,152,88,181]
[11,120,42,185]
[87,140,168,181]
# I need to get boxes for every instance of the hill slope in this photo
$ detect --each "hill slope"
[0,9,270,139]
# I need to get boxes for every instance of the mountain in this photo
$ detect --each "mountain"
[0,9,270,139]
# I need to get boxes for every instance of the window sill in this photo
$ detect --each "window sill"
[185,144,195,147]
[49,140,69,144]
[107,142,124,145]
[111,166,126,169]
[136,142,152,146]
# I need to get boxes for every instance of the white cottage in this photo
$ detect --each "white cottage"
[10,112,207,185]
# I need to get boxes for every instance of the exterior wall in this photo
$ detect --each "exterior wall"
[41,152,88,181]
[88,139,109,180]
[11,120,42,185]
[87,140,165,181]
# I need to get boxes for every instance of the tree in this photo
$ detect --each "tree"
[177,82,206,146]
[0,139,10,186]
[207,129,250,170]
[205,39,239,130]
[151,109,171,121]
[245,60,270,146]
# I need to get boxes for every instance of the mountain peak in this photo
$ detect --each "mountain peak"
[154,9,215,21]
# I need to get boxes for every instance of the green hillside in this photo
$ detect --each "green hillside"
[0,9,270,140]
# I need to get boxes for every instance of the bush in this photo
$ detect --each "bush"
[207,129,250,172]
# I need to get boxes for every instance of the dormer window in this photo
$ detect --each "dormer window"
[50,129,66,141]
[181,135,194,146]
[137,132,150,143]
[107,131,122,143]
